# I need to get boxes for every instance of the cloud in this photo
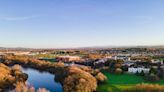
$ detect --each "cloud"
[4,16,37,21]
[0,15,43,21]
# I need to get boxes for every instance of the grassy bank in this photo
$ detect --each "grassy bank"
[97,71,164,92]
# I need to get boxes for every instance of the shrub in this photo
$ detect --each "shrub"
[146,73,160,82]
[63,66,97,92]
[14,82,50,92]
[149,67,157,75]
[124,83,164,92]
[115,68,122,74]
[95,72,107,82]
[115,64,121,68]
[0,63,27,91]
[12,64,22,71]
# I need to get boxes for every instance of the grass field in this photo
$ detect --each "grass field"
[97,71,164,92]
[160,58,164,61]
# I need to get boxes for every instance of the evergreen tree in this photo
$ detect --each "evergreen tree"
[135,71,139,76]
[140,70,145,76]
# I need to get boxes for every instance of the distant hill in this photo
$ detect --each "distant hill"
[0,45,164,50]
[77,45,164,49]
[0,47,32,51]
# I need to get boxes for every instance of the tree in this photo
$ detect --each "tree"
[135,71,139,76]
[149,67,157,75]
[115,64,121,68]
[63,66,97,92]
[140,70,145,76]
[95,72,107,82]
[115,68,122,74]
[146,73,160,82]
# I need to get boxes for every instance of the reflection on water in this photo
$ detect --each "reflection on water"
[22,68,63,92]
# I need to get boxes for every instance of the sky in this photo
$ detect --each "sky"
[0,0,164,48]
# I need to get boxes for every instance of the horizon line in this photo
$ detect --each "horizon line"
[1,45,164,49]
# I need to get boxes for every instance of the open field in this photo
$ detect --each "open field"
[160,58,164,61]
[97,71,164,92]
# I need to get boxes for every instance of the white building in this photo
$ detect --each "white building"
[122,61,135,66]
[128,67,150,74]
[151,59,163,65]
[110,56,130,61]
[95,59,106,64]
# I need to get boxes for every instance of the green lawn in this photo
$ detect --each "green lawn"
[160,58,164,61]
[97,71,164,92]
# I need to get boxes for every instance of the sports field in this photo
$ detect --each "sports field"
[97,71,164,92]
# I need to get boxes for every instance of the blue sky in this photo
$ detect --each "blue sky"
[0,0,164,48]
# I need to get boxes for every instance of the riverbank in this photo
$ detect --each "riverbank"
[0,63,28,91]
[2,55,106,92]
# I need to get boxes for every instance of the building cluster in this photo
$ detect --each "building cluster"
[0,48,164,77]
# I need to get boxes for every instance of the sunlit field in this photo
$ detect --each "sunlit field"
[97,71,164,92]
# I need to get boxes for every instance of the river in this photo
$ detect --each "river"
[22,67,63,92]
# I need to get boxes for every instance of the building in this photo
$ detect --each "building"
[128,67,150,74]
[56,55,81,62]
[111,55,130,61]
[122,61,135,67]
[151,59,163,65]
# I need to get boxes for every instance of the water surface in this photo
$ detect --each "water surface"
[22,67,63,92]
